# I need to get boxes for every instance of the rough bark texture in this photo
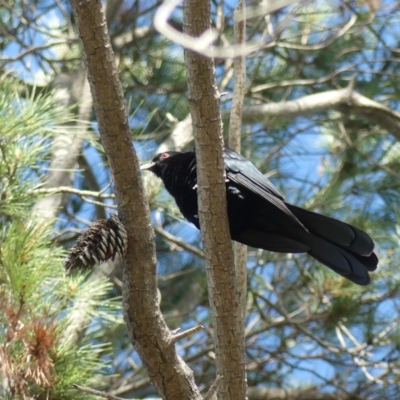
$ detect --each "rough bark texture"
[228,0,248,336]
[70,0,202,398]
[183,0,247,399]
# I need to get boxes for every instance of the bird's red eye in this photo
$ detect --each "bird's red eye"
[160,153,170,160]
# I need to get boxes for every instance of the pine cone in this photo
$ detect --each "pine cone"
[65,213,127,274]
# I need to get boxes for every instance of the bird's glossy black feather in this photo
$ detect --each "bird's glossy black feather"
[224,148,305,229]
[142,148,378,285]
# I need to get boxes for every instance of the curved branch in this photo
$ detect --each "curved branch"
[154,0,297,58]
[166,87,400,146]
[241,87,400,141]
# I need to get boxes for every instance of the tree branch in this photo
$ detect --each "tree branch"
[166,87,400,147]
[183,0,246,399]
[246,386,361,400]
[228,0,248,386]
[154,226,205,258]
[170,325,204,344]
[70,0,202,398]
[241,87,400,142]
[204,375,224,400]
[32,186,115,198]
[72,384,125,400]
[154,0,297,58]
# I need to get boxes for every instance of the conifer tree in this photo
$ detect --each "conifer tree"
[0,77,121,399]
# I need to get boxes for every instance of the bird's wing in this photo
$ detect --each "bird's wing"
[224,148,305,228]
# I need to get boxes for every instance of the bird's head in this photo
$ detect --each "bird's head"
[140,151,181,177]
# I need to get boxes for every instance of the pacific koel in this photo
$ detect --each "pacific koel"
[141,148,378,285]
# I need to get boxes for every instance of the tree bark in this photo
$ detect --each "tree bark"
[70,0,202,398]
[184,0,247,399]
[228,0,248,345]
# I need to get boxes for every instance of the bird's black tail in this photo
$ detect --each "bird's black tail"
[286,204,378,285]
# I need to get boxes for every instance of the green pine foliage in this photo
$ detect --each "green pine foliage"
[0,76,120,399]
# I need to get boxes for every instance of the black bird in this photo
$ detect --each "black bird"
[141,148,378,285]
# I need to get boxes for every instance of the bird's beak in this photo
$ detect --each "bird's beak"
[140,161,155,171]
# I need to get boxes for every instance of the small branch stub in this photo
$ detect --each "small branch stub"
[65,213,127,273]
[204,374,224,400]
[72,383,124,400]
[170,325,205,344]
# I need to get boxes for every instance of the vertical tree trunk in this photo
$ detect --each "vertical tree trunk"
[184,0,247,398]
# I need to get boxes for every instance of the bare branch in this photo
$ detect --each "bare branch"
[0,39,75,62]
[228,0,248,377]
[72,384,125,400]
[154,226,205,258]
[241,87,400,142]
[32,186,115,198]
[183,0,246,398]
[154,0,298,58]
[203,374,223,400]
[70,0,202,398]
[166,87,400,152]
[170,325,204,344]
[277,14,357,50]
[246,386,358,400]
[228,0,246,151]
